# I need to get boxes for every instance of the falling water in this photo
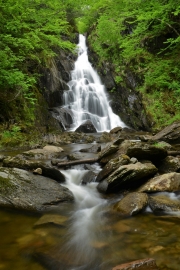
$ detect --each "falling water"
[62,34,126,132]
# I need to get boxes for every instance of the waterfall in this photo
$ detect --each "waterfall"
[62,34,126,132]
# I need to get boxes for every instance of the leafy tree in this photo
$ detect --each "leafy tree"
[0,0,74,124]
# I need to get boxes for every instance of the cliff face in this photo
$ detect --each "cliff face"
[35,45,77,132]
[39,50,76,108]
[88,50,152,131]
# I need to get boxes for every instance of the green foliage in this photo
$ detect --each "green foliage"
[0,0,75,125]
[0,125,23,146]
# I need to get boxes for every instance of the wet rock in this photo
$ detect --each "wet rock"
[79,144,101,153]
[81,171,96,184]
[34,214,68,228]
[117,140,133,155]
[110,127,122,134]
[148,194,180,213]
[51,107,74,129]
[138,173,180,193]
[112,258,159,270]
[3,156,65,182]
[130,157,138,164]
[51,158,67,166]
[0,167,74,212]
[33,168,42,175]
[96,155,130,182]
[98,143,119,163]
[75,120,97,133]
[158,156,180,173]
[97,162,158,193]
[97,132,111,143]
[152,121,180,143]
[138,134,153,142]
[113,192,148,216]
[126,141,167,162]
[22,145,64,159]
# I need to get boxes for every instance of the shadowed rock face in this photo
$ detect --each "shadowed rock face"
[75,120,97,133]
[97,162,158,193]
[0,167,74,212]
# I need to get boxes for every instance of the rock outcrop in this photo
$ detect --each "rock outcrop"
[0,167,73,212]
[97,162,158,193]
[138,173,180,193]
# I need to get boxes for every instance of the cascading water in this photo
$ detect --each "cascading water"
[62,34,126,132]
[60,165,111,270]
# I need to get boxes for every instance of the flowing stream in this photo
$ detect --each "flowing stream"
[1,159,180,269]
[62,34,126,132]
[60,164,109,270]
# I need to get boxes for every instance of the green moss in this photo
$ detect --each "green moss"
[0,175,17,194]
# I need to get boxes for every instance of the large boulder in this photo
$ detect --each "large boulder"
[75,120,97,133]
[0,167,74,212]
[81,171,96,185]
[151,121,180,143]
[158,156,180,173]
[126,141,167,162]
[97,162,158,193]
[113,192,148,216]
[96,155,130,182]
[3,156,65,182]
[22,145,64,159]
[138,172,180,193]
[148,194,180,213]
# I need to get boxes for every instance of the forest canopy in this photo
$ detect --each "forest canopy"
[0,0,180,142]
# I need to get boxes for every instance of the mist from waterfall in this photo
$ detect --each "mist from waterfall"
[62,34,126,132]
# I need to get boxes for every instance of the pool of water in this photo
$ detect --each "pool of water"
[0,198,180,269]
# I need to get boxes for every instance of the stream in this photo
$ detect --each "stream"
[1,153,180,270]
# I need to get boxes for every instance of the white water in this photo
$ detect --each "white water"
[63,34,126,132]
[61,165,109,269]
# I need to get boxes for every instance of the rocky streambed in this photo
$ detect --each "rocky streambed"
[1,122,180,270]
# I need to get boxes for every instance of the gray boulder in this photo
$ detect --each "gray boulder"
[0,167,74,212]
[97,162,158,193]
[81,171,96,185]
[138,172,180,193]
[113,192,148,216]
